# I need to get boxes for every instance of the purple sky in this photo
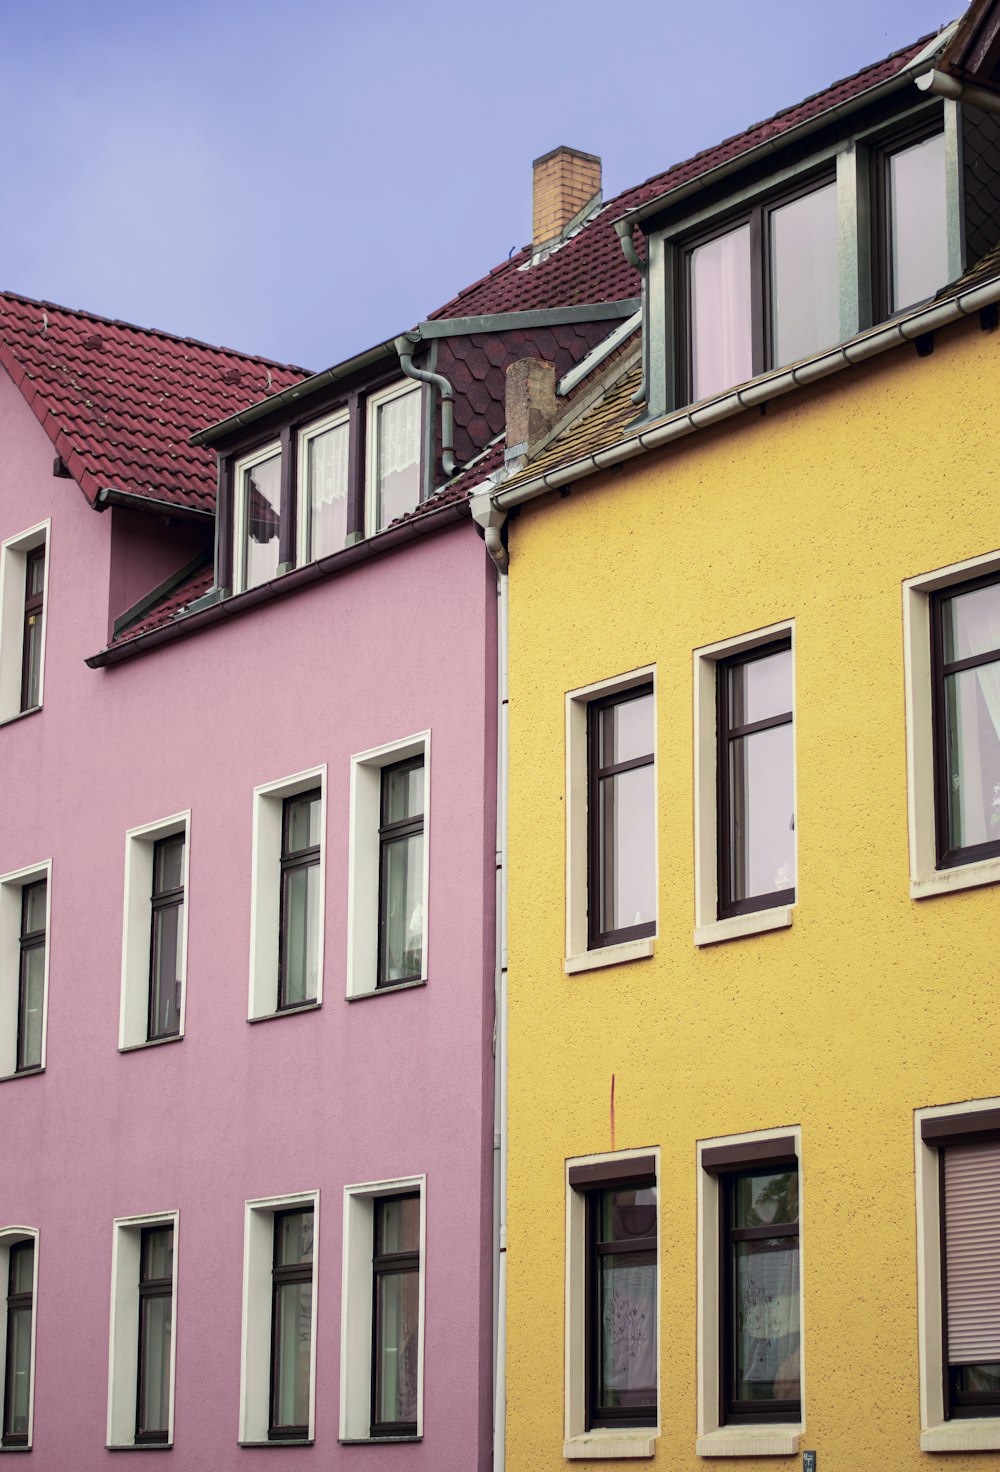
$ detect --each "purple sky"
[0,0,952,370]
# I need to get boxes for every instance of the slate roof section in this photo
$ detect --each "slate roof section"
[0,292,309,514]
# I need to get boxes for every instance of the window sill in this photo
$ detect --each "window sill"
[694,907,793,947]
[107,1443,173,1452]
[911,857,1000,900]
[564,1432,656,1459]
[239,1439,314,1449]
[0,1066,44,1085]
[119,1034,183,1054]
[921,1418,1000,1452]
[338,1435,422,1445]
[0,706,42,730]
[247,1000,321,1024]
[0,1445,32,1453]
[346,978,427,1003]
[696,1426,801,1457]
[564,937,655,975]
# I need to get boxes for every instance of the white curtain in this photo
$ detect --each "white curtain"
[378,389,420,478]
[310,422,348,508]
[691,225,752,401]
[738,1243,800,1394]
[949,587,1000,846]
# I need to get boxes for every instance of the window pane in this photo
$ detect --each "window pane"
[942,580,1000,664]
[3,1306,32,1438]
[733,1238,800,1402]
[600,1187,657,1243]
[954,1363,1000,1393]
[242,453,281,590]
[21,883,46,935]
[10,1244,33,1297]
[375,389,421,531]
[383,762,424,824]
[375,1269,419,1425]
[598,692,654,767]
[285,792,321,854]
[280,864,321,1005]
[599,1251,657,1409]
[21,617,42,710]
[17,946,44,1071]
[943,664,1000,850]
[379,832,424,983]
[770,182,839,367]
[890,132,948,311]
[27,551,45,598]
[728,649,793,727]
[728,723,795,900]
[306,420,349,560]
[142,1228,173,1281]
[690,225,752,401]
[153,837,184,894]
[377,1196,420,1256]
[272,1280,312,1429]
[138,1295,172,1436]
[277,1210,314,1267]
[150,905,182,1038]
[735,1171,798,1227]
[598,764,656,934]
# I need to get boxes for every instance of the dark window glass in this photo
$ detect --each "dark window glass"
[240,451,281,592]
[16,881,46,1073]
[270,1209,314,1440]
[20,546,44,713]
[278,791,322,1009]
[136,1226,173,1444]
[931,573,1000,868]
[148,836,184,1041]
[2,1242,33,1447]
[372,1194,420,1436]
[717,643,795,917]
[377,759,424,988]
[587,685,656,949]
[588,1185,658,1429]
[886,130,948,313]
[722,1170,800,1423]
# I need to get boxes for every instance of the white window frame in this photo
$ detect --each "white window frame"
[564,666,658,976]
[119,811,190,1051]
[915,1096,1000,1453]
[693,622,796,946]
[107,1210,179,1450]
[365,380,422,537]
[339,1174,426,1443]
[0,1226,39,1450]
[233,442,281,595]
[0,860,52,1080]
[564,1147,660,1460]
[248,766,327,1020]
[903,548,1000,899]
[239,1189,320,1447]
[695,1125,804,1458]
[297,408,350,566]
[346,732,429,999]
[0,520,50,726]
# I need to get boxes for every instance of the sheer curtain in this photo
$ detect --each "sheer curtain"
[308,422,349,559]
[949,589,1000,846]
[691,226,752,401]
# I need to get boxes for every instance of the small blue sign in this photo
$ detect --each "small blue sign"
[803,1453,816,1472]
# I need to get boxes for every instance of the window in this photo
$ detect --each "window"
[876,125,948,316]
[0,863,50,1079]
[1,1236,36,1449]
[298,410,349,563]
[119,814,190,1050]
[249,768,325,1020]
[366,381,422,534]
[107,1212,178,1449]
[0,521,49,724]
[696,1131,803,1456]
[565,1152,659,1456]
[239,1192,318,1446]
[340,1176,425,1443]
[347,734,429,999]
[234,443,282,593]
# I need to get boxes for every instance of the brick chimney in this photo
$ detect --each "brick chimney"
[505,359,559,464]
[532,146,601,253]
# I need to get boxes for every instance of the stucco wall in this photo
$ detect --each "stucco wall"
[503,316,1000,1471]
[0,369,497,1470]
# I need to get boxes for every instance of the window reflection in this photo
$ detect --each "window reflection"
[769,182,839,367]
[889,131,948,311]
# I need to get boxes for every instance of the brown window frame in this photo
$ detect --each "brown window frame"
[277,790,322,1011]
[19,546,44,714]
[929,570,1000,870]
[871,117,946,323]
[134,1225,173,1445]
[376,758,424,989]
[268,1207,314,1442]
[370,1194,420,1438]
[16,881,46,1075]
[147,836,184,1043]
[586,683,656,950]
[1,1241,33,1449]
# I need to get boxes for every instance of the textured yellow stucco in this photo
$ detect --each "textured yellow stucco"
[504,317,1000,1471]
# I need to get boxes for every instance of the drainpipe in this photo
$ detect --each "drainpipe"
[395,333,457,478]
[614,221,648,405]
[916,69,1000,116]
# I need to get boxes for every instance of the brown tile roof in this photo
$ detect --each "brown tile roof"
[502,366,643,492]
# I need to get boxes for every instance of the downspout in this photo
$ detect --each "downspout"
[615,221,648,405]
[395,333,457,478]
[916,68,1000,115]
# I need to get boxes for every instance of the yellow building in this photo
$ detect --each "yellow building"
[473,6,1000,1468]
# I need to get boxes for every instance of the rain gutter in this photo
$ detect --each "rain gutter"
[396,334,456,478]
[915,67,1000,114]
[94,487,213,522]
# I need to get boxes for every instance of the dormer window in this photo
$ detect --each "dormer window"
[878,125,948,314]
[367,380,422,534]
[234,443,281,593]
[298,410,349,562]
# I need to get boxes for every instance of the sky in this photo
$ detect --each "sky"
[0,0,954,371]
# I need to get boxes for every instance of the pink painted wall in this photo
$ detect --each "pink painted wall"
[106,505,213,635]
[0,369,497,1470]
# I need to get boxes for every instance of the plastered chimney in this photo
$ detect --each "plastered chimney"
[505,358,559,463]
[532,146,601,253]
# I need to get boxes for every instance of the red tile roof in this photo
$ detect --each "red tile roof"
[0,292,309,514]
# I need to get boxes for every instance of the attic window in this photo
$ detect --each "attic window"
[366,381,422,534]
[877,125,949,314]
[233,443,281,593]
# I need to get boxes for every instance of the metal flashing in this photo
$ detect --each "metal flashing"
[112,550,214,638]
[413,301,640,340]
[558,313,642,395]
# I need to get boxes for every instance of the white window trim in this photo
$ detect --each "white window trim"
[695,1125,803,1458]
[0,860,52,1080]
[564,1147,660,1460]
[693,622,796,946]
[232,442,281,595]
[915,1096,1000,1453]
[564,666,658,974]
[239,1189,319,1446]
[248,766,327,1020]
[0,1226,39,1450]
[903,549,1000,899]
[107,1210,179,1450]
[119,812,190,1051]
[339,1174,426,1443]
[346,732,430,999]
[297,408,350,566]
[364,380,422,538]
[0,519,50,726]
